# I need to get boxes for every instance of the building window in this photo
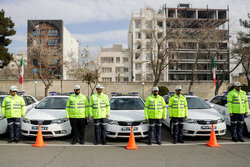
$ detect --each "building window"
[124,68,129,72]
[48,39,58,46]
[157,21,163,28]
[33,29,37,37]
[135,20,141,29]
[157,32,163,39]
[124,77,129,82]
[146,74,153,81]
[101,57,114,63]
[146,33,152,39]
[146,21,152,28]
[40,39,44,45]
[135,63,141,70]
[115,67,121,73]
[48,29,58,37]
[123,57,129,63]
[40,29,44,37]
[102,68,112,73]
[146,63,152,70]
[135,53,141,59]
[135,74,141,81]
[115,77,121,82]
[146,53,151,60]
[102,77,112,82]
[136,32,141,39]
[116,57,120,63]
[33,59,38,66]
[136,43,141,49]
[146,42,151,49]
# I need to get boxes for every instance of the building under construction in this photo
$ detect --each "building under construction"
[128,3,229,82]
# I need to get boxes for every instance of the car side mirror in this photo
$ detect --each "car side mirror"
[209,104,214,108]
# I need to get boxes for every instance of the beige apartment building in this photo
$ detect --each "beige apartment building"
[98,44,131,82]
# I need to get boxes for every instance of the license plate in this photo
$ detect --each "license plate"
[121,127,138,131]
[201,126,217,130]
[32,126,48,130]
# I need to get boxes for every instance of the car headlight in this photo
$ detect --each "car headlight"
[22,118,30,123]
[107,119,118,125]
[140,120,148,125]
[185,118,197,124]
[51,118,68,124]
[218,118,225,123]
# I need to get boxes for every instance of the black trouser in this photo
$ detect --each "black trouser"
[149,119,162,143]
[230,113,244,140]
[172,117,185,141]
[7,118,21,141]
[70,118,86,142]
[94,118,107,143]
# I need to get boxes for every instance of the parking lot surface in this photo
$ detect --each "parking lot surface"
[1,121,250,167]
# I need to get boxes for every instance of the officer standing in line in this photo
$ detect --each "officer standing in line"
[144,87,166,145]
[168,86,188,144]
[1,86,26,143]
[66,85,89,145]
[227,82,249,142]
[89,84,110,145]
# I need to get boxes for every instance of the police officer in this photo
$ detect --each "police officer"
[66,85,89,145]
[89,84,110,145]
[144,87,166,145]
[168,86,188,144]
[227,82,249,142]
[1,86,26,143]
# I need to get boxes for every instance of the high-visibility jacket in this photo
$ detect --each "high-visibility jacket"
[66,93,89,119]
[168,94,188,118]
[227,89,249,114]
[144,94,166,119]
[89,92,110,119]
[1,95,26,118]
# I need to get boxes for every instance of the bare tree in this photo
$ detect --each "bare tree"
[27,21,64,96]
[233,13,250,89]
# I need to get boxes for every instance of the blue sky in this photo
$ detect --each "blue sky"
[1,0,249,57]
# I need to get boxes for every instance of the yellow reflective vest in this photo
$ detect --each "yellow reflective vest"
[66,93,89,118]
[144,94,166,119]
[227,89,249,114]
[89,92,110,119]
[168,94,188,118]
[1,95,26,118]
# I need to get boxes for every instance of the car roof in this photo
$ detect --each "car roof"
[111,96,141,99]
[45,95,69,98]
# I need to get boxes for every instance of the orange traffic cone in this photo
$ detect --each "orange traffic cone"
[126,126,137,150]
[206,124,220,147]
[33,124,46,147]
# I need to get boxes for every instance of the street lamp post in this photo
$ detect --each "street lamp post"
[142,82,145,101]
[34,81,37,99]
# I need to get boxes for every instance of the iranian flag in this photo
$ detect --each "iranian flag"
[212,58,216,85]
[19,57,24,84]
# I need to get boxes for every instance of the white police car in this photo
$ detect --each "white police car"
[163,93,226,136]
[0,91,38,135]
[106,92,149,138]
[207,93,250,133]
[21,93,71,137]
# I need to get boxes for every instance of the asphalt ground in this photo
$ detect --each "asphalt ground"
[0,121,250,167]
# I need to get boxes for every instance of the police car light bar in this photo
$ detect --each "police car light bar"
[223,92,228,96]
[17,91,25,95]
[0,91,8,95]
[49,92,58,96]
[127,92,139,96]
[189,92,195,96]
[111,92,122,96]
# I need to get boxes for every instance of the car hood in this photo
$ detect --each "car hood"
[188,108,223,120]
[109,110,145,121]
[24,108,66,120]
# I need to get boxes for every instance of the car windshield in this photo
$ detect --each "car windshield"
[110,97,145,110]
[0,97,4,106]
[36,97,68,109]
[187,97,210,109]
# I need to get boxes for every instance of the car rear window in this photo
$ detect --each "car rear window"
[110,98,145,110]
